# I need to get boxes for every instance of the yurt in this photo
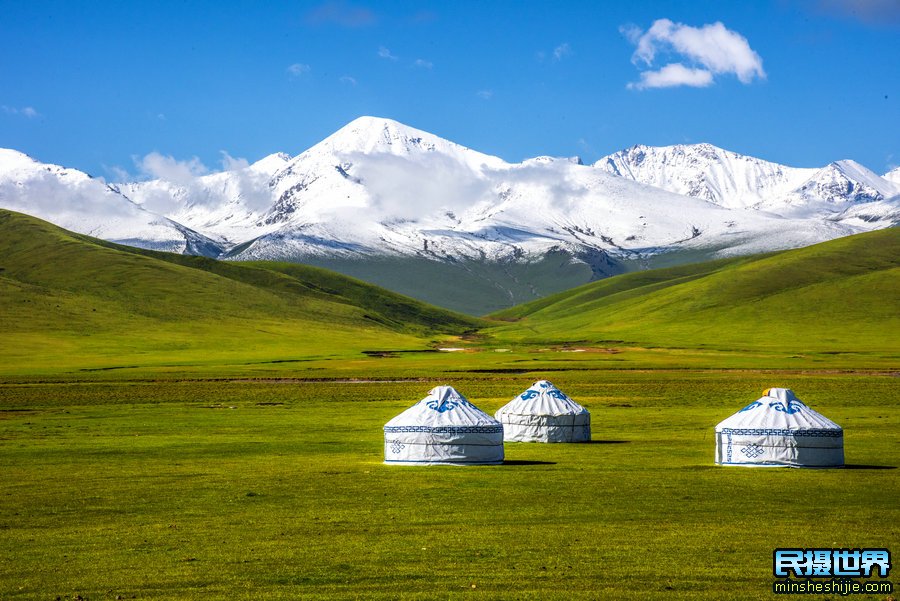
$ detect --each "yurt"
[715,388,843,467]
[494,380,591,443]
[383,386,504,465]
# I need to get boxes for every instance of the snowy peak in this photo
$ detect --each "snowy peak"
[0,148,100,188]
[0,148,42,170]
[325,116,443,155]
[313,116,450,156]
[250,152,292,175]
[883,167,900,185]
[253,116,510,235]
[598,143,900,214]
[596,143,813,209]
[298,116,506,169]
[791,160,898,206]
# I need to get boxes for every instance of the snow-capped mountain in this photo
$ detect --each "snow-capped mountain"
[597,143,816,209]
[114,117,878,264]
[0,149,221,255]
[880,166,900,186]
[1,117,896,312]
[597,143,900,216]
[115,151,290,245]
[779,160,898,212]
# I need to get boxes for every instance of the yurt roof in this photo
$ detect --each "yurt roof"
[496,380,588,417]
[715,388,841,433]
[384,385,500,431]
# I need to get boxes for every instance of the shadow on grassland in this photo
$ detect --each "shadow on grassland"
[841,464,897,470]
[502,460,557,466]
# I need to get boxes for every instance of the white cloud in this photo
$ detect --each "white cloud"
[413,58,433,69]
[2,105,40,118]
[342,151,493,222]
[576,137,595,158]
[216,152,273,212]
[619,24,643,45]
[287,63,311,77]
[219,151,250,171]
[378,46,398,61]
[129,151,274,214]
[135,152,209,186]
[627,63,714,90]
[104,164,133,183]
[553,43,572,60]
[476,90,493,100]
[625,19,765,89]
[340,75,358,86]
[537,43,573,63]
[0,167,143,225]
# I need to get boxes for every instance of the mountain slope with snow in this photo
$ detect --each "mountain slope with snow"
[596,143,816,209]
[0,149,222,255]
[228,120,867,267]
[114,151,291,245]
[883,167,900,185]
[774,159,899,214]
[1,117,896,313]
[129,118,860,265]
[597,143,900,217]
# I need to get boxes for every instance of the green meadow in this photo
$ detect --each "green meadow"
[1,210,898,599]
[488,226,900,355]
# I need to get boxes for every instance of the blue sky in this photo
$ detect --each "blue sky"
[1,0,898,179]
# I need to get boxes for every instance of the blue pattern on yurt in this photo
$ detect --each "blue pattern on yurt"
[427,398,459,413]
[725,431,733,463]
[740,444,765,458]
[721,427,841,464]
[719,428,841,438]
[739,401,762,412]
[384,425,504,434]
[769,400,804,414]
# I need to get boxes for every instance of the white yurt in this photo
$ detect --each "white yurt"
[383,386,504,465]
[494,380,591,443]
[715,388,843,467]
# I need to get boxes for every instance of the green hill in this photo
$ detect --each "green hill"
[3,208,897,373]
[0,210,480,373]
[488,228,900,353]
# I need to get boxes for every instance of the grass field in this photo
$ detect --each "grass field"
[0,368,897,600]
[1,213,898,599]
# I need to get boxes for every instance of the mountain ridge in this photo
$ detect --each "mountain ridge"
[2,116,897,314]
[596,143,899,213]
